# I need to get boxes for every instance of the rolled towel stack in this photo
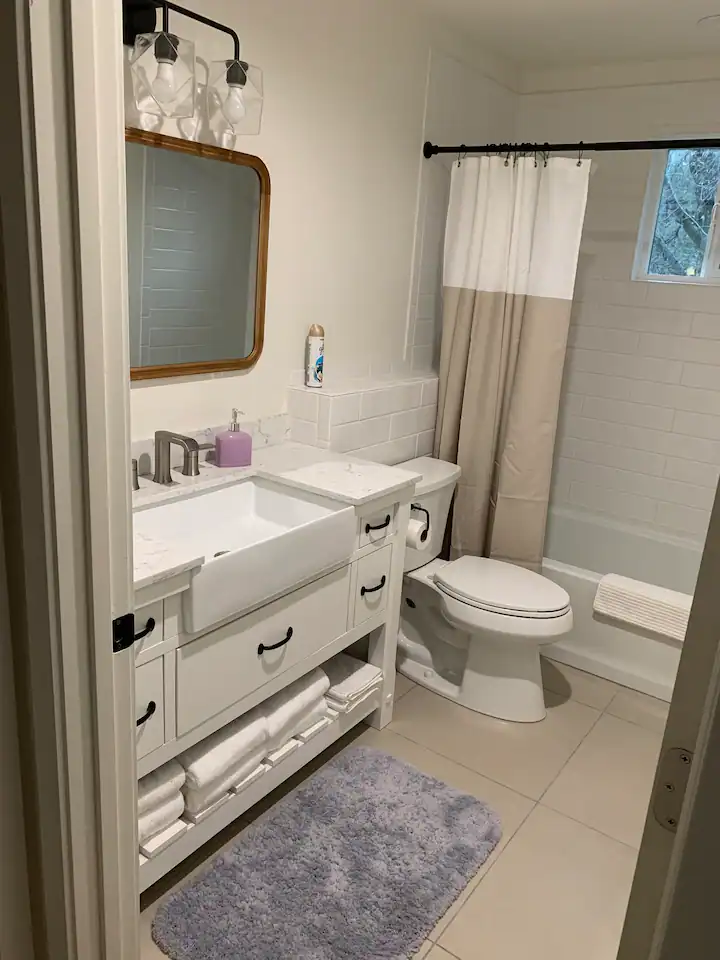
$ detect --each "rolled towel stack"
[179,708,268,817]
[264,668,331,750]
[138,760,186,845]
[323,654,383,712]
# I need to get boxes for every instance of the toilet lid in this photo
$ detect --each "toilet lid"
[434,556,571,618]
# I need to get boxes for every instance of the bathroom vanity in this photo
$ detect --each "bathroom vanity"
[132,444,418,891]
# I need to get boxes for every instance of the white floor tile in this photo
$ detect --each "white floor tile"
[440,806,638,960]
[389,686,600,799]
[395,672,416,701]
[542,658,621,710]
[542,713,662,847]
[606,688,670,734]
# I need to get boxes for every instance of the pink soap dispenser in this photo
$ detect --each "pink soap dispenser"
[216,409,253,468]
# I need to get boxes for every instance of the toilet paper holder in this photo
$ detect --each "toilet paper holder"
[410,504,430,543]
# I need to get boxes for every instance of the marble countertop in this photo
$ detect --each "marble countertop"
[133,442,420,592]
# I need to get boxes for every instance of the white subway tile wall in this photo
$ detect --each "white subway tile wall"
[555,166,720,544]
[287,376,439,465]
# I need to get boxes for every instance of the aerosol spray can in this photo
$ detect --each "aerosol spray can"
[305,324,325,388]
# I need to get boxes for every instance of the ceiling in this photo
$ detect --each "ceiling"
[420,0,720,67]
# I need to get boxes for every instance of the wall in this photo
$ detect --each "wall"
[127,0,516,439]
[518,66,720,585]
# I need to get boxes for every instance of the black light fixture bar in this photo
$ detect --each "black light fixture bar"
[423,138,720,160]
[123,0,240,60]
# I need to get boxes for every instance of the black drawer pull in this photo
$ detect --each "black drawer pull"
[135,618,156,642]
[136,701,157,726]
[258,627,293,656]
[365,515,391,535]
[361,576,387,597]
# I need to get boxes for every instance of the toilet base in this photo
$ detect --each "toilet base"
[398,638,547,723]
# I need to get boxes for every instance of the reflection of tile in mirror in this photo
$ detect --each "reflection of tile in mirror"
[125,141,261,370]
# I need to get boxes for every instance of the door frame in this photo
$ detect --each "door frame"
[1,0,137,956]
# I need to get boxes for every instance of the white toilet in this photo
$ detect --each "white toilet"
[397,457,573,723]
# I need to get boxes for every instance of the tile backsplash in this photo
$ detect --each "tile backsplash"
[288,376,439,465]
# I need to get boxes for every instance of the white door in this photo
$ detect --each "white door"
[617,487,720,958]
[22,0,139,956]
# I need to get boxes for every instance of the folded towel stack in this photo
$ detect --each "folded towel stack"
[263,668,331,750]
[137,761,186,845]
[323,654,383,712]
[179,708,268,816]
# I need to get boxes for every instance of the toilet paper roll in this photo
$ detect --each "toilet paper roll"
[406,518,429,552]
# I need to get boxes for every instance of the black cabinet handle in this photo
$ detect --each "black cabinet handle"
[361,575,387,597]
[258,627,293,656]
[135,618,156,642]
[136,701,157,726]
[365,515,391,535]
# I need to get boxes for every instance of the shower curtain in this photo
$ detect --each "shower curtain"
[434,155,590,570]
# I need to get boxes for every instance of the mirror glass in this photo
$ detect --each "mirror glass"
[125,133,269,380]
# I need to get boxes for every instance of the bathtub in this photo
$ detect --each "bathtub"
[540,507,703,703]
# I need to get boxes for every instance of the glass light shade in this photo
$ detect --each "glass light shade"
[130,32,196,119]
[207,59,264,138]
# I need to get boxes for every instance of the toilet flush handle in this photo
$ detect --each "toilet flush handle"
[411,504,430,542]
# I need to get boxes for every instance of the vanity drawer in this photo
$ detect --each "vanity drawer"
[134,600,164,659]
[136,659,165,760]
[357,505,397,549]
[175,566,351,736]
[353,544,392,627]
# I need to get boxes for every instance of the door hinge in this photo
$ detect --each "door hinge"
[652,748,693,833]
[112,613,136,653]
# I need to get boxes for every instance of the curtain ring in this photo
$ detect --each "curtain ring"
[504,148,510,167]
[457,144,467,168]
[543,143,550,167]
[533,150,538,168]
[577,142,584,167]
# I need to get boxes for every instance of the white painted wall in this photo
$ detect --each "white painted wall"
[519,64,720,582]
[129,0,515,440]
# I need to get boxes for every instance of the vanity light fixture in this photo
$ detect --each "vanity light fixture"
[123,0,263,132]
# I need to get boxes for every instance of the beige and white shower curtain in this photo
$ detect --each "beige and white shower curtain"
[434,155,590,569]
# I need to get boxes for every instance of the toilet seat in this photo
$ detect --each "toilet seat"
[434,556,571,620]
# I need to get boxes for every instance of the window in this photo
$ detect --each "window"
[634,146,720,283]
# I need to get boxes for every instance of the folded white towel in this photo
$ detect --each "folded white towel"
[138,793,184,845]
[179,708,268,792]
[137,761,186,817]
[594,574,691,643]
[324,654,383,705]
[264,669,330,746]
[183,749,267,816]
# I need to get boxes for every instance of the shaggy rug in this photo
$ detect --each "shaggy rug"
[152,745,501,959]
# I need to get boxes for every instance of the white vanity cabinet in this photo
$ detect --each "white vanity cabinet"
[133,487,411,891]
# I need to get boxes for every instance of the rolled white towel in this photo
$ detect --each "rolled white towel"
[324,654,383,706]
[183,749,267,816]
[279,699,329,748]
[179,708,268,792]
[264,669,330,746]
[137,760,186,817]
[138,793,184,845]
[594,574,692,643]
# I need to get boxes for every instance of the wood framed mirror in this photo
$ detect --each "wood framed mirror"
[125,129,270,381]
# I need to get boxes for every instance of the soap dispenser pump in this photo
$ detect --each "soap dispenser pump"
[216,409,253,468]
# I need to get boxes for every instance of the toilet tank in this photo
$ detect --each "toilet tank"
[398,457,461,573]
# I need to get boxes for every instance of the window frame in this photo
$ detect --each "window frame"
[633,145,720,285]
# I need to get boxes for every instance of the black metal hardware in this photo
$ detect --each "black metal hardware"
[365,515,391,535]
[112,613,156,654]
[122,0,241,60]
[361,576,387,597]
[405,598,417,609]
[136,701,157,726]
[258,628,293,656]
[424,137,720,161]
[411,503,430,543]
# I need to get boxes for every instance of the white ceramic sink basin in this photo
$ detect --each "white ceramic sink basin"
[134,478,356,633]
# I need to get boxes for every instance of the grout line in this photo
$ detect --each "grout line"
[535,706,605,806]
[535,799,641,853]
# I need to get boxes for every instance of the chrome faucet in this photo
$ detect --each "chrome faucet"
[153,431,200,485]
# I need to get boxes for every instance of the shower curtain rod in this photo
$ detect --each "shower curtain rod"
[423,137,720,159]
